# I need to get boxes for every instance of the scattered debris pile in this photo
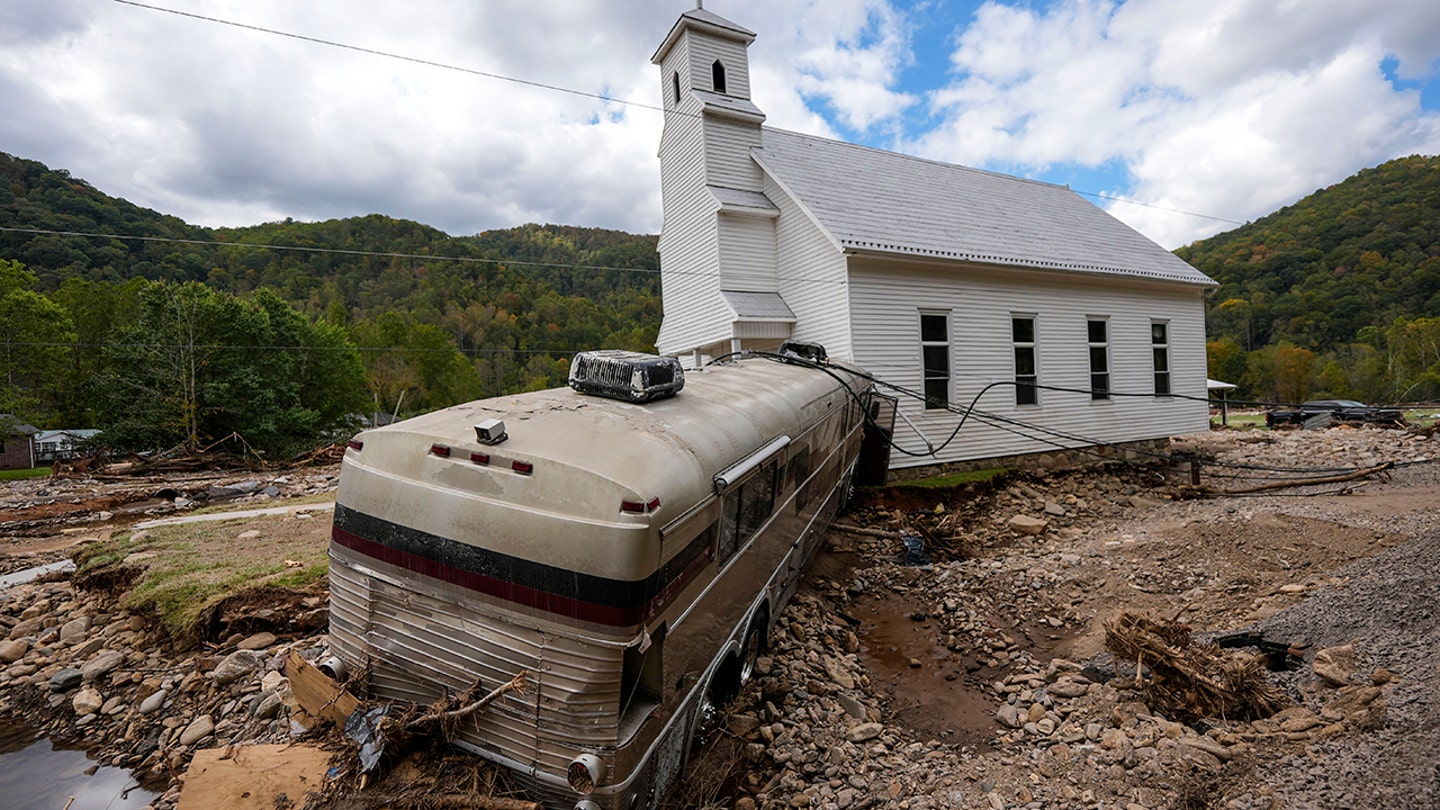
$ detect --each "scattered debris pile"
[1103,611,1290,722]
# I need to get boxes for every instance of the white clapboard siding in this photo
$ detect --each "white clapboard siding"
[686,36,751,99]
[718,214,777,291]
[766,173,853,359]
[656,93,728,356]
[704,117,763,191]
[849,257,1211,468]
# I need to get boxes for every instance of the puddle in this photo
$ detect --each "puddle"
[809,544,1079,749]
[0,721,160,809]
[850,592,1004,749]
[0,560,75,590]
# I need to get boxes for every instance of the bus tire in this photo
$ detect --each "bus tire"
[739,608,768,683]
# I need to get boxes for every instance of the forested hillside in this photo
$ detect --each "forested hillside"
[1,151,660,456]
[1177,155,1440,403]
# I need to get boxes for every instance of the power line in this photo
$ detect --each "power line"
[1073,190,1245,226]
[3,340,585,356]
[110,1,1242,228]
[111,0,664,116]
[0,225,656,276]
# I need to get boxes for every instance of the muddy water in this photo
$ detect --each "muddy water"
[0,721,159,809]
[849,593,1005,749]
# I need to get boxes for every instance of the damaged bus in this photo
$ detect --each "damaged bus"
[327,347,874,808]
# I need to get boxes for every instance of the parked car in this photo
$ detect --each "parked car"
[1265,399,1406,428]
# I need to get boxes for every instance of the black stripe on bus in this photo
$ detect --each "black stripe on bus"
[331,504,713,626]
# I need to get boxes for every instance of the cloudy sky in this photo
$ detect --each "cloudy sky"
[2,0,1438,249]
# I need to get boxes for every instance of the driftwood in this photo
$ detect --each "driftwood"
[1104,611,1289,722]
[407,670,529,730]
[385,797,541,810]
[1224,461,1392,495]
[830,522,901,540]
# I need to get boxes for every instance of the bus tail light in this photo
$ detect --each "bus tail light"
[620,497,660,514]
[430,444,451,458]
[512,461,534,475]
[567,753,605,794]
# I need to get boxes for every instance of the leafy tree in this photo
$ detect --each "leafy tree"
[0,259,76,423]
[98,281,367,456]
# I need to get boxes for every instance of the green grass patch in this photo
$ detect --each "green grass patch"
[1213,412,1267,428]
[74,511,331,644]
[0,466,51,480]
[887,467,1009,488]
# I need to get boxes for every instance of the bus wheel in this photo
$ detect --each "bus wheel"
[739,611,767,683]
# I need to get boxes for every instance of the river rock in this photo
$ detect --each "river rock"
[9,617,44,640]
[1009,515,1049,536]
[997,703,1024,729]
[0,639,28,664]
[50,668,83,692]
[179,714,215,746]
[823,656,855,689]
[1180,736,1233,762]
[237,632,277,651]
[59,616,91,643]
[211,649,264,684]
[1313,645,1358,686]
[845,722,884,743]
[139,689,168,714]
[81,649,126,681]
[72,686,103,715]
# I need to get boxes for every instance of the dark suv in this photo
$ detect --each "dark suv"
[1266,400,1405,428]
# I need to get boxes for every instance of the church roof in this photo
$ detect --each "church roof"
[751,127,1216,287]
[652,8,757,64]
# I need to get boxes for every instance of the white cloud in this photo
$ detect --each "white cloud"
[4,0,1435,249]
[0,0,920,236]
[907,0,1440,248]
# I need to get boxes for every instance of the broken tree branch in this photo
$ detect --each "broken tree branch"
[407,671,529,730]
[1223,462,1392,495]
[830,523,901,540]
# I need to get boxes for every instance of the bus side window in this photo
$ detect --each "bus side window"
[718,460,779,565]
[739,460,777,541]
[718,498,740,563]
[787,445,812,510]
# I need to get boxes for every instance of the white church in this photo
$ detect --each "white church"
[650,7,1217,473]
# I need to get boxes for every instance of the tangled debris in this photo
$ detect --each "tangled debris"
[1104,611,1291,722]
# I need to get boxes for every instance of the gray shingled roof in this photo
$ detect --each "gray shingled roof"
[752,128,1216,286]
[722,290,795,321]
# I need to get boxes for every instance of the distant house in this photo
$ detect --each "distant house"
[651,8,1217,473]
[33,429,101,463]
[0,416,40,470]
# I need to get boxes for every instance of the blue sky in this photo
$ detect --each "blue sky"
[2,0,1438,248]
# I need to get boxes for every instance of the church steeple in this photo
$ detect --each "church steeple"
[652,6,760,110]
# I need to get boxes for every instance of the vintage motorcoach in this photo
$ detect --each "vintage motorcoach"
[328,349,874,808]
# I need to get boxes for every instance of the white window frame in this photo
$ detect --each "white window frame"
[1152,320,1171,397]
[1012,314,1038,406]
[1087,317,1110,401]
[919,311,951,411]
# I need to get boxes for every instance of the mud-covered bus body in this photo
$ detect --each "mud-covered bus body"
[328,354,871,808]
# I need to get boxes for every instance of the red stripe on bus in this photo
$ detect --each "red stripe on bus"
[332,525,707,627]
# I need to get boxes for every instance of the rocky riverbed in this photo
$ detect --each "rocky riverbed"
[1,424,1437,809]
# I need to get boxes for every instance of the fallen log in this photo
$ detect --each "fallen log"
[830,523,901,540]
[1223,461,1392,495]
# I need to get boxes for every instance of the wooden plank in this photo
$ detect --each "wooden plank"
[285,650,359,729]
[177,744,331,810]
